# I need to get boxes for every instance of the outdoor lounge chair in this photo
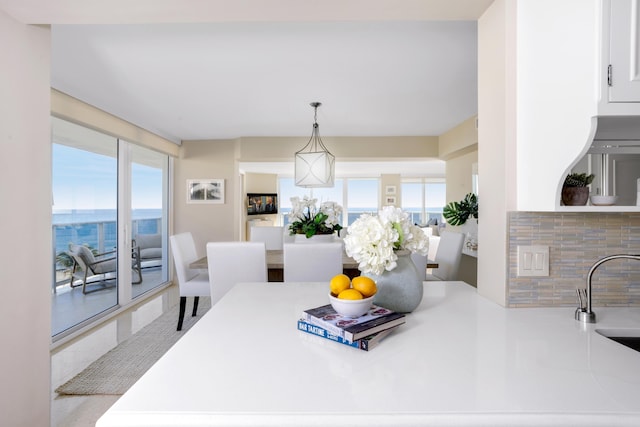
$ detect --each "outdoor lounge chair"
[68,243,142,294]
[133,233,162,267]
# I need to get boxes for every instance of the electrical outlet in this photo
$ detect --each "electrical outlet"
[517,245,549,277]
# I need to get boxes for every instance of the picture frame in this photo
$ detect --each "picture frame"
[385,185,396,195]
[385,196,396,205]
[186,179,224,204]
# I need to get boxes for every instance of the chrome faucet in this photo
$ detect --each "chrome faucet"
[575,254,640,323]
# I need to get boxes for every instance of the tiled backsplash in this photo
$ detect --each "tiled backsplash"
[508,212,640,307]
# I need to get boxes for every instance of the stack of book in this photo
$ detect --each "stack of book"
[297,303,405,351]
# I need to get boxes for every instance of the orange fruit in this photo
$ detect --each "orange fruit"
[329,274,351,296]
[337,288,364,300]
[352,276,377,297]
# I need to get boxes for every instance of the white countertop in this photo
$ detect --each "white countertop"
[97,281,640,427]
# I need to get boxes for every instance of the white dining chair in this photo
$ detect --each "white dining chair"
[282,228,295,244]
[169,232,211,331]
[425,231,465,281]
[409,234,441,281]
[250,226,284,250]
[428,235,440,262]
[206,242,267,304]
[283,242,343,282]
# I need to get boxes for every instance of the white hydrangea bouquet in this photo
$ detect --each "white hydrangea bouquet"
[288,196,343,238]
[344,206,429,275]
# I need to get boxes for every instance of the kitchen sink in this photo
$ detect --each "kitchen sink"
[596,329,640,352]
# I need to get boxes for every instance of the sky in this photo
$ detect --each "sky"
[52,144,163,211]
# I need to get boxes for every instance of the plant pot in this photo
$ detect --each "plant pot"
[294,233,335,243]
[561,186,589,206]
[363,250,423,313]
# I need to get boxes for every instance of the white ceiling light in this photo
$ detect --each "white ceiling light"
[294,102,335,188]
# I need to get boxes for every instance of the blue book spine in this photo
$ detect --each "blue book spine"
[297,319,359,349]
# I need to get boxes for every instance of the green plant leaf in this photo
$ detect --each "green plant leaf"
[443,193,478,225]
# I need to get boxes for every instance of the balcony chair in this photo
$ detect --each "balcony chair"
[206,242,267,305]
[133,233,162,268]
[424,231,465,281]
[283,242,343,282]
[68,243,142,294]
[249,226,284,250]
[170,232,210,331]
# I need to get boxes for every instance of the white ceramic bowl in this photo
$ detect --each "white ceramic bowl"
[590,195,618,206]
[329,292,374,318]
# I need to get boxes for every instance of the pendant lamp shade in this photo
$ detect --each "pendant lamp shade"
[295,102,335,188]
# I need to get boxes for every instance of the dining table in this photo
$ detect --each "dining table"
[189,249,438,282]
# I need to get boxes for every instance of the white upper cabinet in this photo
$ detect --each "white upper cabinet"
[515,0,599,211]
[600,0,640,113]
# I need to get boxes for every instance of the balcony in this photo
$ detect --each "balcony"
[52,217,168,338]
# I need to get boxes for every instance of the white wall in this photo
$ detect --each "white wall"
[446,151,478,204]
[174,140,240,252]
[439,115,478,203]
[0,12,52,426]
[477,0,517,306]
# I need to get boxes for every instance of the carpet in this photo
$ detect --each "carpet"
[55,297,211,395]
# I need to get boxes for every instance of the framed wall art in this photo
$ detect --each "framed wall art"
[385,185,396,195]
[187,179,224,204]
[385,196,397,205]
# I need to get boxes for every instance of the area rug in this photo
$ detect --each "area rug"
[55,297,211,395]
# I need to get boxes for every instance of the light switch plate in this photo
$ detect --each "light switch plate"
[517,245,549,277]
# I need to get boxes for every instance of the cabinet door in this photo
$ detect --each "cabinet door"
[608,0,640,102]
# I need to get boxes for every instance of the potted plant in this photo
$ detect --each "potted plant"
[288,196,343,240]
[561,173,594,206]
[442,193,478,226]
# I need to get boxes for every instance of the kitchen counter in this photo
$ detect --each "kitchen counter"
[97,281,640,426]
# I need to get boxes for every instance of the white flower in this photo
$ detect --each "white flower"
[344,207,429,275]
[288,196,343,237]
[320,201,342,228]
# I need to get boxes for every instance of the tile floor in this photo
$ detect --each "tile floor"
[52,264,167,336]
[51,284,175,427]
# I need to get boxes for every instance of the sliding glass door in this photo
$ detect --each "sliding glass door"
[52,118,119,335]
[52,118,170,338]
[130,144,169,298]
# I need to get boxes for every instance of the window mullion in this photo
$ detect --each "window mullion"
[117,140,133,305]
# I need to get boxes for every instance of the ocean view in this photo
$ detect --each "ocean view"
[53,209,162,256]
[53,208,162,225]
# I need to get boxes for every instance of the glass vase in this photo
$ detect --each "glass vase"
[364,250,423,313]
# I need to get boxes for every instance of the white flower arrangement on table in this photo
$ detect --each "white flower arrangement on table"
[287,196,343,238]
[344,206,429,275]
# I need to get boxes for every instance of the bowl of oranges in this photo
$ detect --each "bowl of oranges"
[328,274,377,318]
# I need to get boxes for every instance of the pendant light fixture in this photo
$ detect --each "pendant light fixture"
[294,102,335,188]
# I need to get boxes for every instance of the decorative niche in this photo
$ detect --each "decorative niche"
[563,117,640,209]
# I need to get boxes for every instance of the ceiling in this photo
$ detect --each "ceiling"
[4,0,490,176]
